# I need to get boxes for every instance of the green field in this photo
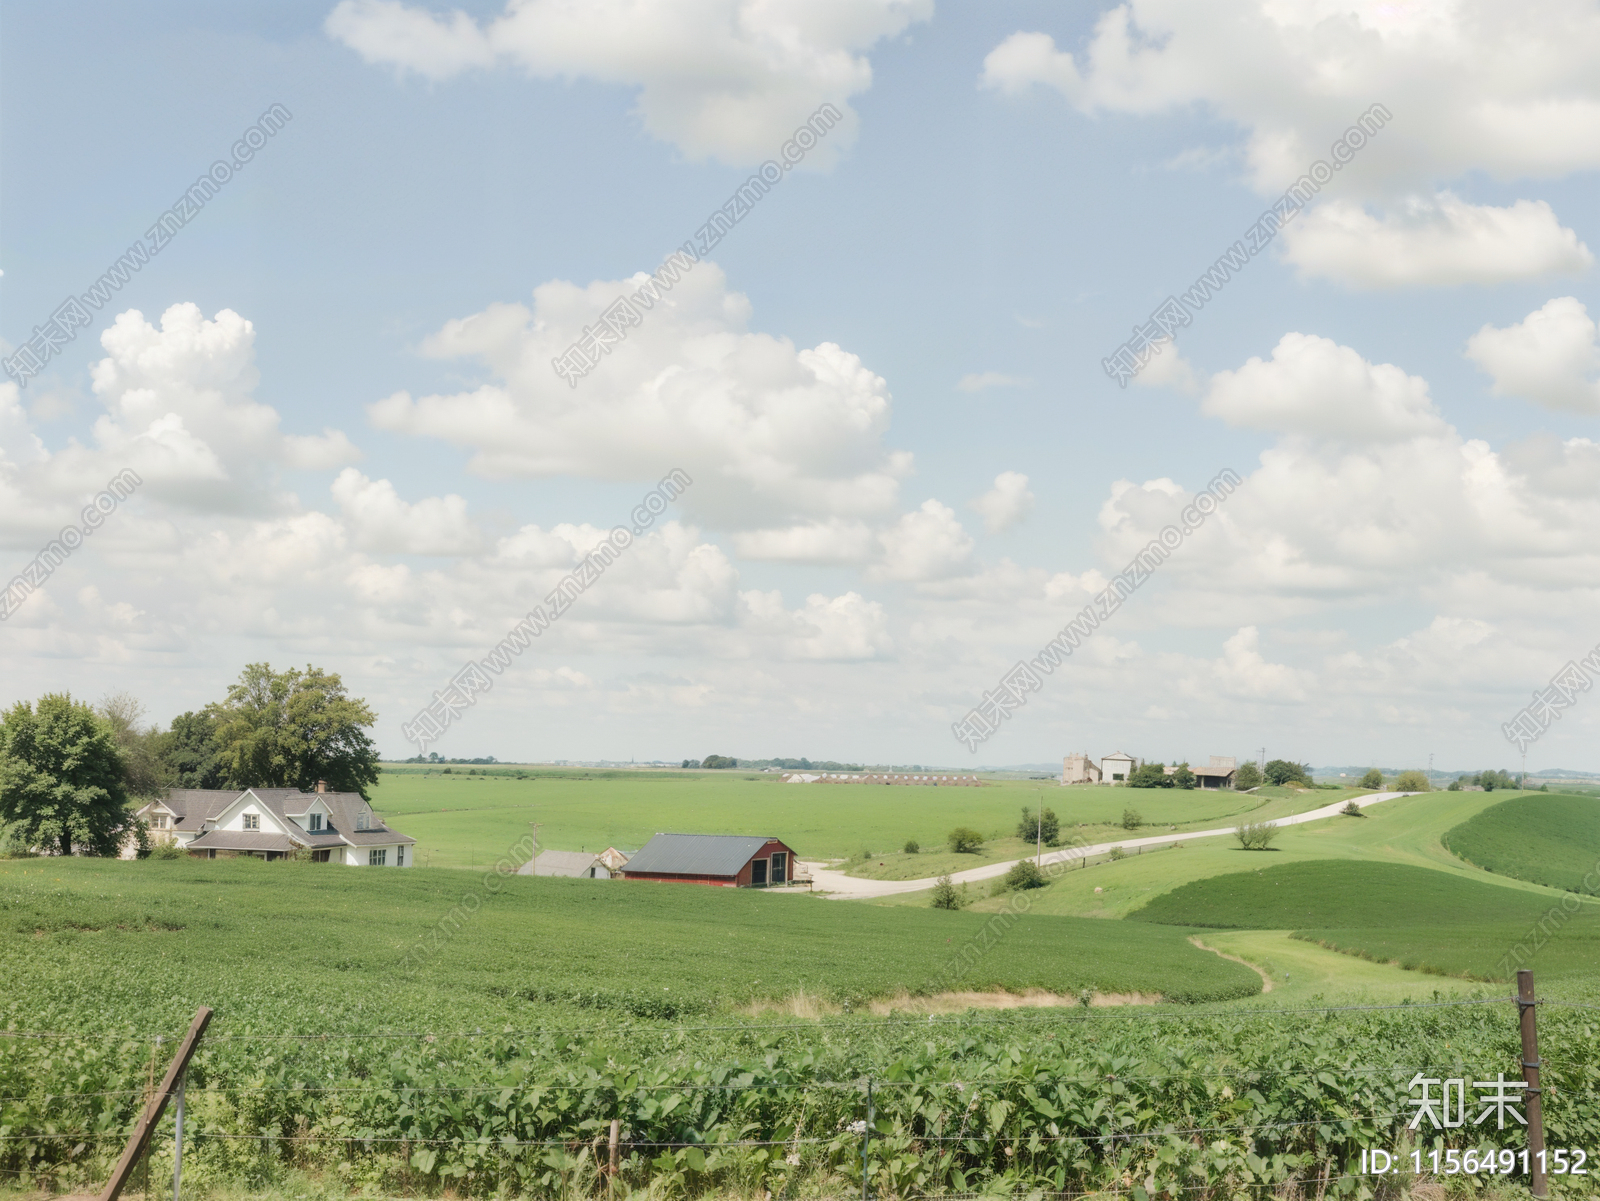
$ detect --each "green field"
[0,856,1258,1035]
[14,779,1600,1199]
[1443,791,1600,892]
[372,766,1354,871]
[1127,859,1588,929]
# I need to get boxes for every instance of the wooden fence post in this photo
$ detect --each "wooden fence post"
[1517,971,1548,1199]
[98,1007,213,1201]
[607,1119,620,1180]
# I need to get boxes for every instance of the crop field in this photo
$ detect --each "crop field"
[1443,791,1600,892]
[12,783,1600,1199]
[370,765,1353,871]
[0,857,1259,1038]
[1127,860,1588,929]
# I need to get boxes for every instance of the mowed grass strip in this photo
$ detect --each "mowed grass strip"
[0,858,1259,1038]
[1126,859,1590,929]
[1442,792,1600,893]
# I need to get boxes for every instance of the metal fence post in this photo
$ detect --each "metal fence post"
[1517,970,1548,1199]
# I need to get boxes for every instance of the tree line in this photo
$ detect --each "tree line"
[0,663,379,857]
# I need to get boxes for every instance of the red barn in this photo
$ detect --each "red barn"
[619,833,798,887]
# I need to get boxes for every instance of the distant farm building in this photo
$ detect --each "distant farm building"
[518,850,614,878]
[1061,753,1101,785]
[596,846,633,873]
[1100,752,1137,783]
[1190,756,1237,789]
[784,772,982,786]
[620,833,798,887]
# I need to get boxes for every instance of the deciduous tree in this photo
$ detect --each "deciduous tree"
[209,663,380,798]
[0,694,130,856]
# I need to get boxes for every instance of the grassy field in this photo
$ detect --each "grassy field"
[1443,791,1600,892]
[371,766,1360,873]
[1127,859,1587,928]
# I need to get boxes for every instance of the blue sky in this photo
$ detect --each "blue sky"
[5,0,1600,771]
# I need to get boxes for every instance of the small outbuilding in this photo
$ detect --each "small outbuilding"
[519,850,614,878]
[619,833,797,887]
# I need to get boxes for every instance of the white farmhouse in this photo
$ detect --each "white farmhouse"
[1100,752,1137,784]
[133,782,415,866]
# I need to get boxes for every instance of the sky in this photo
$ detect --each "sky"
[4,0,1600,771]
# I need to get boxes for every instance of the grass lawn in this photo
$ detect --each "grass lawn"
[1442,791,1600,892]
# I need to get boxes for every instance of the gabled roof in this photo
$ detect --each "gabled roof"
[1102,751,1136,761]
[151,786,414,848]
[621,833,780,877]
[525,850,605,877]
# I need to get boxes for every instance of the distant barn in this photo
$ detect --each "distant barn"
[619,833,797,888]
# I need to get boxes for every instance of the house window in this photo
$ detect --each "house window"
[356,811,370,831]
[309,813,323,832]
[396,846,404,867]
[369,848,387,866]
[242,813,260,830]
[151,815,168,830]
[1112,773,1125,782]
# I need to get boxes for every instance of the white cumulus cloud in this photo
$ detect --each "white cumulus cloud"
[971,471,1035,534]
[1202,333,1448,442]
[1281,194,1593,288]
[367,262,911,531]
[331,469,482,555]
[325,0,932,167]
[873,499,976,581]
[1466,296,1600,414]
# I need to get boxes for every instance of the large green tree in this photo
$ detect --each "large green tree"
[156,710,225,789]
[1263,758,1311,786]
[0,693,130,856]
[208,664,380,798]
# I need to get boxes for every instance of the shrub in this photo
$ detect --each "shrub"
[1233,762,1263,790]
[1171,763,1196,790]
[150,842,184,860]
[1359,768,1384,789]
[1340,800,1364,817]
[1015,806,1059,844]
[1121,808,1143,830]
[929,874,965,909]
[1235,821,1279,850]
[1264,759,1311,786]
[903,839,919,854]
[1108,846,1126,861]
[1394,770,1431,792]
[947,826,984,853]
[1004,860,1047,890]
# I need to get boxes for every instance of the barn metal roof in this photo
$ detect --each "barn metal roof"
[620,833,778,877]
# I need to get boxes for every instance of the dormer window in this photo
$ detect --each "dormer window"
[309,813,323,832]
[356,811,370,831]
[242,813,260,830]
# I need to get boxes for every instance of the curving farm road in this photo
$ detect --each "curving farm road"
[793,790,1416,900]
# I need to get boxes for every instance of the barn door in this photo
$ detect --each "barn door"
[770,852,787,884]
[750,858,768,886]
